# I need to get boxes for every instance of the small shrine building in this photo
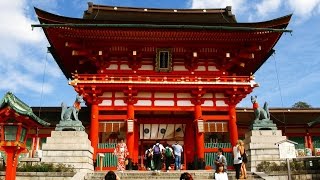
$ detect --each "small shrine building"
[33,3,293,170]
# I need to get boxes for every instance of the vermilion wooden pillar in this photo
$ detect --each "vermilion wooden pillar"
[184,120,195,165]
[228,105,238,147]
[90,103,99,161]
[127,103,135,161]
[133,121,139,163]
[3,147,23,180]
[195,104,204,159]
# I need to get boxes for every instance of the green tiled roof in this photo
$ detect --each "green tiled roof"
[0,92,50,126]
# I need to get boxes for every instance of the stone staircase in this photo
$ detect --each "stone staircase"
[84,170,264,180]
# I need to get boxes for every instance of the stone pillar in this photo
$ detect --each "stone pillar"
[228,105,238,147]
[90,103,99,161]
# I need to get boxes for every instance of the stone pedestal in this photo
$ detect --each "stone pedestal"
[244,130,287,172]
[55,120,85,131]
[41,131,94,172]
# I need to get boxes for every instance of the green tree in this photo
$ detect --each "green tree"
[292,101,312,108]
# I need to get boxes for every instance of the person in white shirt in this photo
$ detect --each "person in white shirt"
[172,141,183,171]
[214,164,228,180]
[233,140,243,179]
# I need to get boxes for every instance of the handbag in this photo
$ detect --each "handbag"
[242,152,248,163]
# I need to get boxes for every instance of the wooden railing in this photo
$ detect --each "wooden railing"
[71,74,255,85]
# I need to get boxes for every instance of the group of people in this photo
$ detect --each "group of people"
[113,138,248,180]
[145,140,184,173]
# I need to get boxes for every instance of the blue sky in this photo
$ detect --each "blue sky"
[0,0,320,108]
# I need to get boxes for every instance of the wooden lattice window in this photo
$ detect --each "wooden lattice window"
[204,122,228,132]
[155,48,172,72]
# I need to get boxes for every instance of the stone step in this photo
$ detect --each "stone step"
[84,170,263,180]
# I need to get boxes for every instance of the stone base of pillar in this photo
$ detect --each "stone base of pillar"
[41,131,94,172]
[244,130,286,172]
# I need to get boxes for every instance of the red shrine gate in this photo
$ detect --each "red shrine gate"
[34,3,291,170]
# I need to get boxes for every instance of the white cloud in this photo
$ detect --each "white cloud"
[255,0,282,17]
[288,0,320,17]
[0,0,61,96]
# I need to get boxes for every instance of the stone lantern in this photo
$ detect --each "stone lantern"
[0,92,49,180]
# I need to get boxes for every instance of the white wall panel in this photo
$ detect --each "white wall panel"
[99,100,112,106]
[173,65,188,71]
[177,100,192,106]
[136,100,152,106]
[114,100,126,106]
[194,66,206,71]
[101,92,112,97]
[154,92,174,98]
[140,65,154,70]
[177,93,192,98]
[137,92,152,98]
[216,100,228,107]
[202,100,214,107]
[120,64,131,70]
[106,64,118,70]
[154,100,174,106]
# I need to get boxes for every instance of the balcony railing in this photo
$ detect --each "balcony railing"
[70,74,256,87]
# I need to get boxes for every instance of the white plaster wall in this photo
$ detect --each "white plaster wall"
[120,64,131,70]
[114,100,126,106]
[202,100,214,107]
[99,100,112,106]
[177,93,192,98]
[137,92,152,98]
[215,93,226,98]
[140,65,154,70]
[100,92,112,97]
[177,100,192,106]
[208,65,219,71]
[154,92,174,98]
[216,100,227,107]
[106,64,118,70]
[154,100,174,106]
[203,93,213,98]
[115,92,125,97]
[194,66,206,71]
[136,100,152,106]
[173,65,188,71]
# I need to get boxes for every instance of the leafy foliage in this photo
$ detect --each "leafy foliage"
[292,101,312,108]
[256,161,305,173]
[17,162,74,172]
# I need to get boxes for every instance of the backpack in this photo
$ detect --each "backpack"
[165,148,172,157]
[153,144,160,155]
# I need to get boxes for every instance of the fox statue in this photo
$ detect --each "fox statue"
[251,95,270,121]
[61,94,83,121]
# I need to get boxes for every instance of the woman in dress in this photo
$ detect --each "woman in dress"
[239,140,247,179]
[113,139,129,172]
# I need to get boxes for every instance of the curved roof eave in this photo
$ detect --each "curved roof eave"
[0,92,50,127]
[34,7,291,29]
